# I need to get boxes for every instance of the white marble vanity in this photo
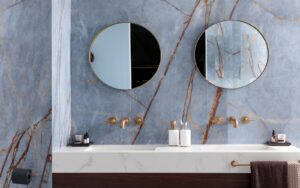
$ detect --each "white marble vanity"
[53,144,300,173]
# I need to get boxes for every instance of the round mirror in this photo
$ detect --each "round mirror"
[89,23,161,90]
[195,21,269,89]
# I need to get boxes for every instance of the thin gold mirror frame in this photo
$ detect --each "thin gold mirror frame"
[88,22,162,90]
[194,20,270,89]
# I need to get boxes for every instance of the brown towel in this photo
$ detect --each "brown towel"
[288,163,300,188]
[251,161,288,188]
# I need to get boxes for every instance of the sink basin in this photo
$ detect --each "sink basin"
[155,144,277,152]
[86,145,158,152]
[59,144,299,153]
[199,145,276,151]
[60,145,158,152]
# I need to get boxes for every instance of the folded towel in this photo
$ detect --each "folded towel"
[288,163,300,188]
[251,161,288,188]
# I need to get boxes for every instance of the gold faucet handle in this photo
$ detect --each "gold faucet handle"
[108,117,117,125]
[212,116,224,125]
[241,116,250,124]
[135,116,143,126]
[120,117,130,129]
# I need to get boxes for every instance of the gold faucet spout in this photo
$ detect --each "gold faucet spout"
[229,116,238,128]
[120,117,130,129]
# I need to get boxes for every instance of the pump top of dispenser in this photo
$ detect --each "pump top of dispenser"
[170,121,177,130]
[180,120,188,130]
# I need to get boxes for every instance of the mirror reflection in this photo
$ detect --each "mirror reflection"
[89,23,161,90]
[195,21,269,89]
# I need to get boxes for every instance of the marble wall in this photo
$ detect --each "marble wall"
[0,0,52,187]
[52,0,71,152]
[70,0,300,147]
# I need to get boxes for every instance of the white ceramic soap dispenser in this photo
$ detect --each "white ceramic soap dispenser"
[168,121,179,146]
[180,121,191,147]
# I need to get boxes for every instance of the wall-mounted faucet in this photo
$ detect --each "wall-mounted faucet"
[120,117,130,129]
[228,116,238,128]
[107,116,142,128]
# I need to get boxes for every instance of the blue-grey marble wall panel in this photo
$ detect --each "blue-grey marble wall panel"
[71,0,300,147]
[52,0,72,152]
[0,0,51,187]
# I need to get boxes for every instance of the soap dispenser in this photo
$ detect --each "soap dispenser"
[180,121,191,147]
[271,130,276,143]
[168,121,179,146]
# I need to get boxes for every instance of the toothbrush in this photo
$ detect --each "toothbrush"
[180,120,187,130]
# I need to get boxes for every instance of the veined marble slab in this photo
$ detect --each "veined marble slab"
[53,144,300,173]
[52,0,72,152]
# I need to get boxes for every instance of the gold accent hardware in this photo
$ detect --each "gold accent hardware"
[89,51,94,63]
[241,116,250,124]
[228,116,238,128]
[212,116,224,125]
[170,121,177,130]
[135,116,143,126]
[108,117,117,125]
[231,160,249,167]
[120,117,130,129]
[231,160,300,167]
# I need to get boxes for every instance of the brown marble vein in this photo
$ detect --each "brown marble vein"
[204,0,215,28]
[218,23,224,36]
[245,34,258,77]
[252,0,300,23]
[131,0,201,144]
[182,66,197,122]
[226,102,300,125]
[202,87,223,144]
[80,79,99,84]
[161,0,191,17]
[39,139,51,188]
[3,132,26,188]
[124,92,147,109]
[0,0,24,13]
[215,37,224,78]
[229,0,240,19]
[224,49,241,56]
[0,135,19,177]
[0,108,51,188]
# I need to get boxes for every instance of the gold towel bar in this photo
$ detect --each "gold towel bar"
[231,160,300,167]
[231,160,249,167]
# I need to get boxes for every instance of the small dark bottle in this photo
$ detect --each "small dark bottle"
[83,132,90,144]
[271,130,276,143]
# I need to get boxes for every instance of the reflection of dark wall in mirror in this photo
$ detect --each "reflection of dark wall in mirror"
[195,33,206,77]
[131,24,160,88]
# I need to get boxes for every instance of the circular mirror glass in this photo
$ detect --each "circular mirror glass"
[195,21,269,89]
[89,23,161,90]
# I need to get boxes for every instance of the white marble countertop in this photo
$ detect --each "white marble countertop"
[53,144,300,173]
